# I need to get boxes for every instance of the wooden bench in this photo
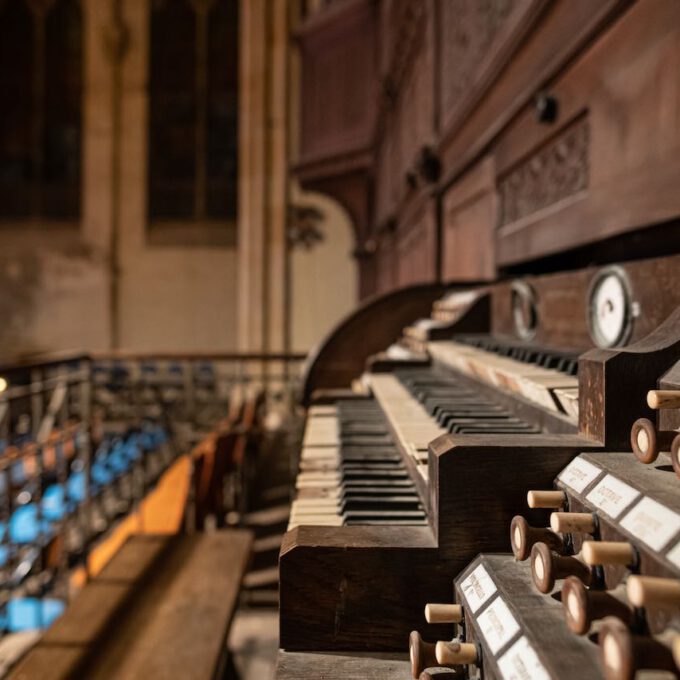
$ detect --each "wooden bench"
[10,531,253,680]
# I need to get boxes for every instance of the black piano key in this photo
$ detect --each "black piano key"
[343,510,426,523]
[339,486,418,497]
[340,496,423,512]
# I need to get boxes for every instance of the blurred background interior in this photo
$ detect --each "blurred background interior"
[0,0,680,678]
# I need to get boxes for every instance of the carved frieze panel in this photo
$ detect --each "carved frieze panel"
[498,116,590,226]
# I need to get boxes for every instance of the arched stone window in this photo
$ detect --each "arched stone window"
[148,0,238,238]
[0,0,83,221]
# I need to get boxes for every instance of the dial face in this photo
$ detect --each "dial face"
[589,270,631,348]
[511,281,538,341]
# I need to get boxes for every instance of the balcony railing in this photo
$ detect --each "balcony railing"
[0,350,305,635]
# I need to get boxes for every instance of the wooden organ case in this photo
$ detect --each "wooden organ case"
[279,1,680,678]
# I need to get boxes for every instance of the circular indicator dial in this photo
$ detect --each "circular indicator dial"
[512,281,538,341]
[588,269,633,348]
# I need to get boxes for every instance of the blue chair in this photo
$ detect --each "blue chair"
[106,442,132,476]
[66,471,87,504]
[1,597,65,632]
[0,544,10,569]
[9,504,52,544]
[123,440,141,463]
[88,440,115,484]
[41,484,72,522]
[91,457,114,487]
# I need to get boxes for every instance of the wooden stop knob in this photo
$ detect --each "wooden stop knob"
[424,603,463,624]
[561,577,633,636]
[527,490,566,509]
[531,542,592,594]
[599,617,678,680]
[630,418,675,464]
[627,575,680,608]
[435,641,478,667]
[550,512,597,534]
[510,515,564,561]
[647,390,680,410]
[410,631,437,679]
[581,541,637,568]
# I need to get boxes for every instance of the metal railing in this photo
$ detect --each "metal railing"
[0,350,305,636]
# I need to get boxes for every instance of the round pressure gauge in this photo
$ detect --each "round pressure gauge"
[511,280,538,341]
[587,267,635,348]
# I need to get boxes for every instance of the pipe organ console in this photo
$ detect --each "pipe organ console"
[277,0,680,675]
[276,254,680,679]
[406,351,680,679]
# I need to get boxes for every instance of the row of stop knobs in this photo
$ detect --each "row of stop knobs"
[630,389,680,477]
[410,486,680,679]
[513,489,680,679]
[409,602,470,679]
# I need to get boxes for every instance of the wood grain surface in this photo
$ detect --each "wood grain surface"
[10,531,253,680]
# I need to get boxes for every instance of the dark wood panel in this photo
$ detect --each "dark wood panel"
[580,306,680,447]
[279,432,597,651]
[438,0,547,142]
[275,650,411,679]
[490,254,680,351]
[375,232,397,293]
[441,157,497,282]
[394,202,438,289]
[454,555,602,679]
[374,0,435,227]
[496,156,680,267]
[430,434,598,559]
[279,526,446,651]
[297,0,377,166]
[294,0,379,298]
[658,360,680,432]
[294,0,679,294]
[495,0,680,266]
[437,0,630,189]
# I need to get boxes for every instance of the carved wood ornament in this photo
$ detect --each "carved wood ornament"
[499,116,590,226]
